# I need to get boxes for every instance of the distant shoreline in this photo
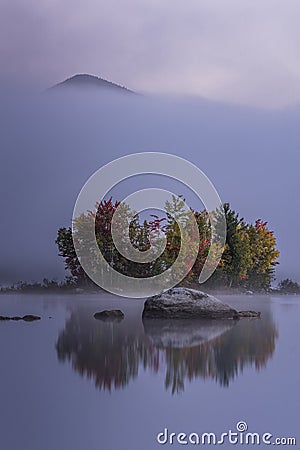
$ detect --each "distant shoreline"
[1,280,299,296]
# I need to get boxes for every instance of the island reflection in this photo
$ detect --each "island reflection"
[56,307,278,394]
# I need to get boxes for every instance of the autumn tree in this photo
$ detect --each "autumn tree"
[245,220,280,290]
[56,200,280,291]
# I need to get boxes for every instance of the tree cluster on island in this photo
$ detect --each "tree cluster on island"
[55,197,281,292]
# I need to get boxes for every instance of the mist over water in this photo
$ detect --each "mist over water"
[1,88,299,284]
[0,293,298,450]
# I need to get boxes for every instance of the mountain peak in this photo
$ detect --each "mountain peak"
[49,74,135,94]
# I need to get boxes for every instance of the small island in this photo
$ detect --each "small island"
[55,199,281,293]
[2,200,299,296]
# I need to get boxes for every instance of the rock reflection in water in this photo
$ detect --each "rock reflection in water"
[144,317,278,392]
[56,308,278,394]
[143,319,235,348]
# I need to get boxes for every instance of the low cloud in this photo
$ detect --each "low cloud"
[1,0,300,107]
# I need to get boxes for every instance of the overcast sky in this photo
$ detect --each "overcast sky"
[1,1,300,286]
[1,0,300,108]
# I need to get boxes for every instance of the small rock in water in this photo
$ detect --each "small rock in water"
[22,315,41,321]
[94,310,124,322]
[238,310,261,318]
[0,315,41,321]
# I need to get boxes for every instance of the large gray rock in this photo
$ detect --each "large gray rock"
[142,287,239,319]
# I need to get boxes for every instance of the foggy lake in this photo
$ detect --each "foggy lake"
[0,293,298,449]
[2,2,300,449]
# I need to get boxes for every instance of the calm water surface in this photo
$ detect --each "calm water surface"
[0,293,299,449]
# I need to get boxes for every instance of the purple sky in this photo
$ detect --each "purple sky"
[1,1,300,285]
[1,0,300,108]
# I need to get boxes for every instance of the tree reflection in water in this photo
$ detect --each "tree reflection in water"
[56,308,278,394]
